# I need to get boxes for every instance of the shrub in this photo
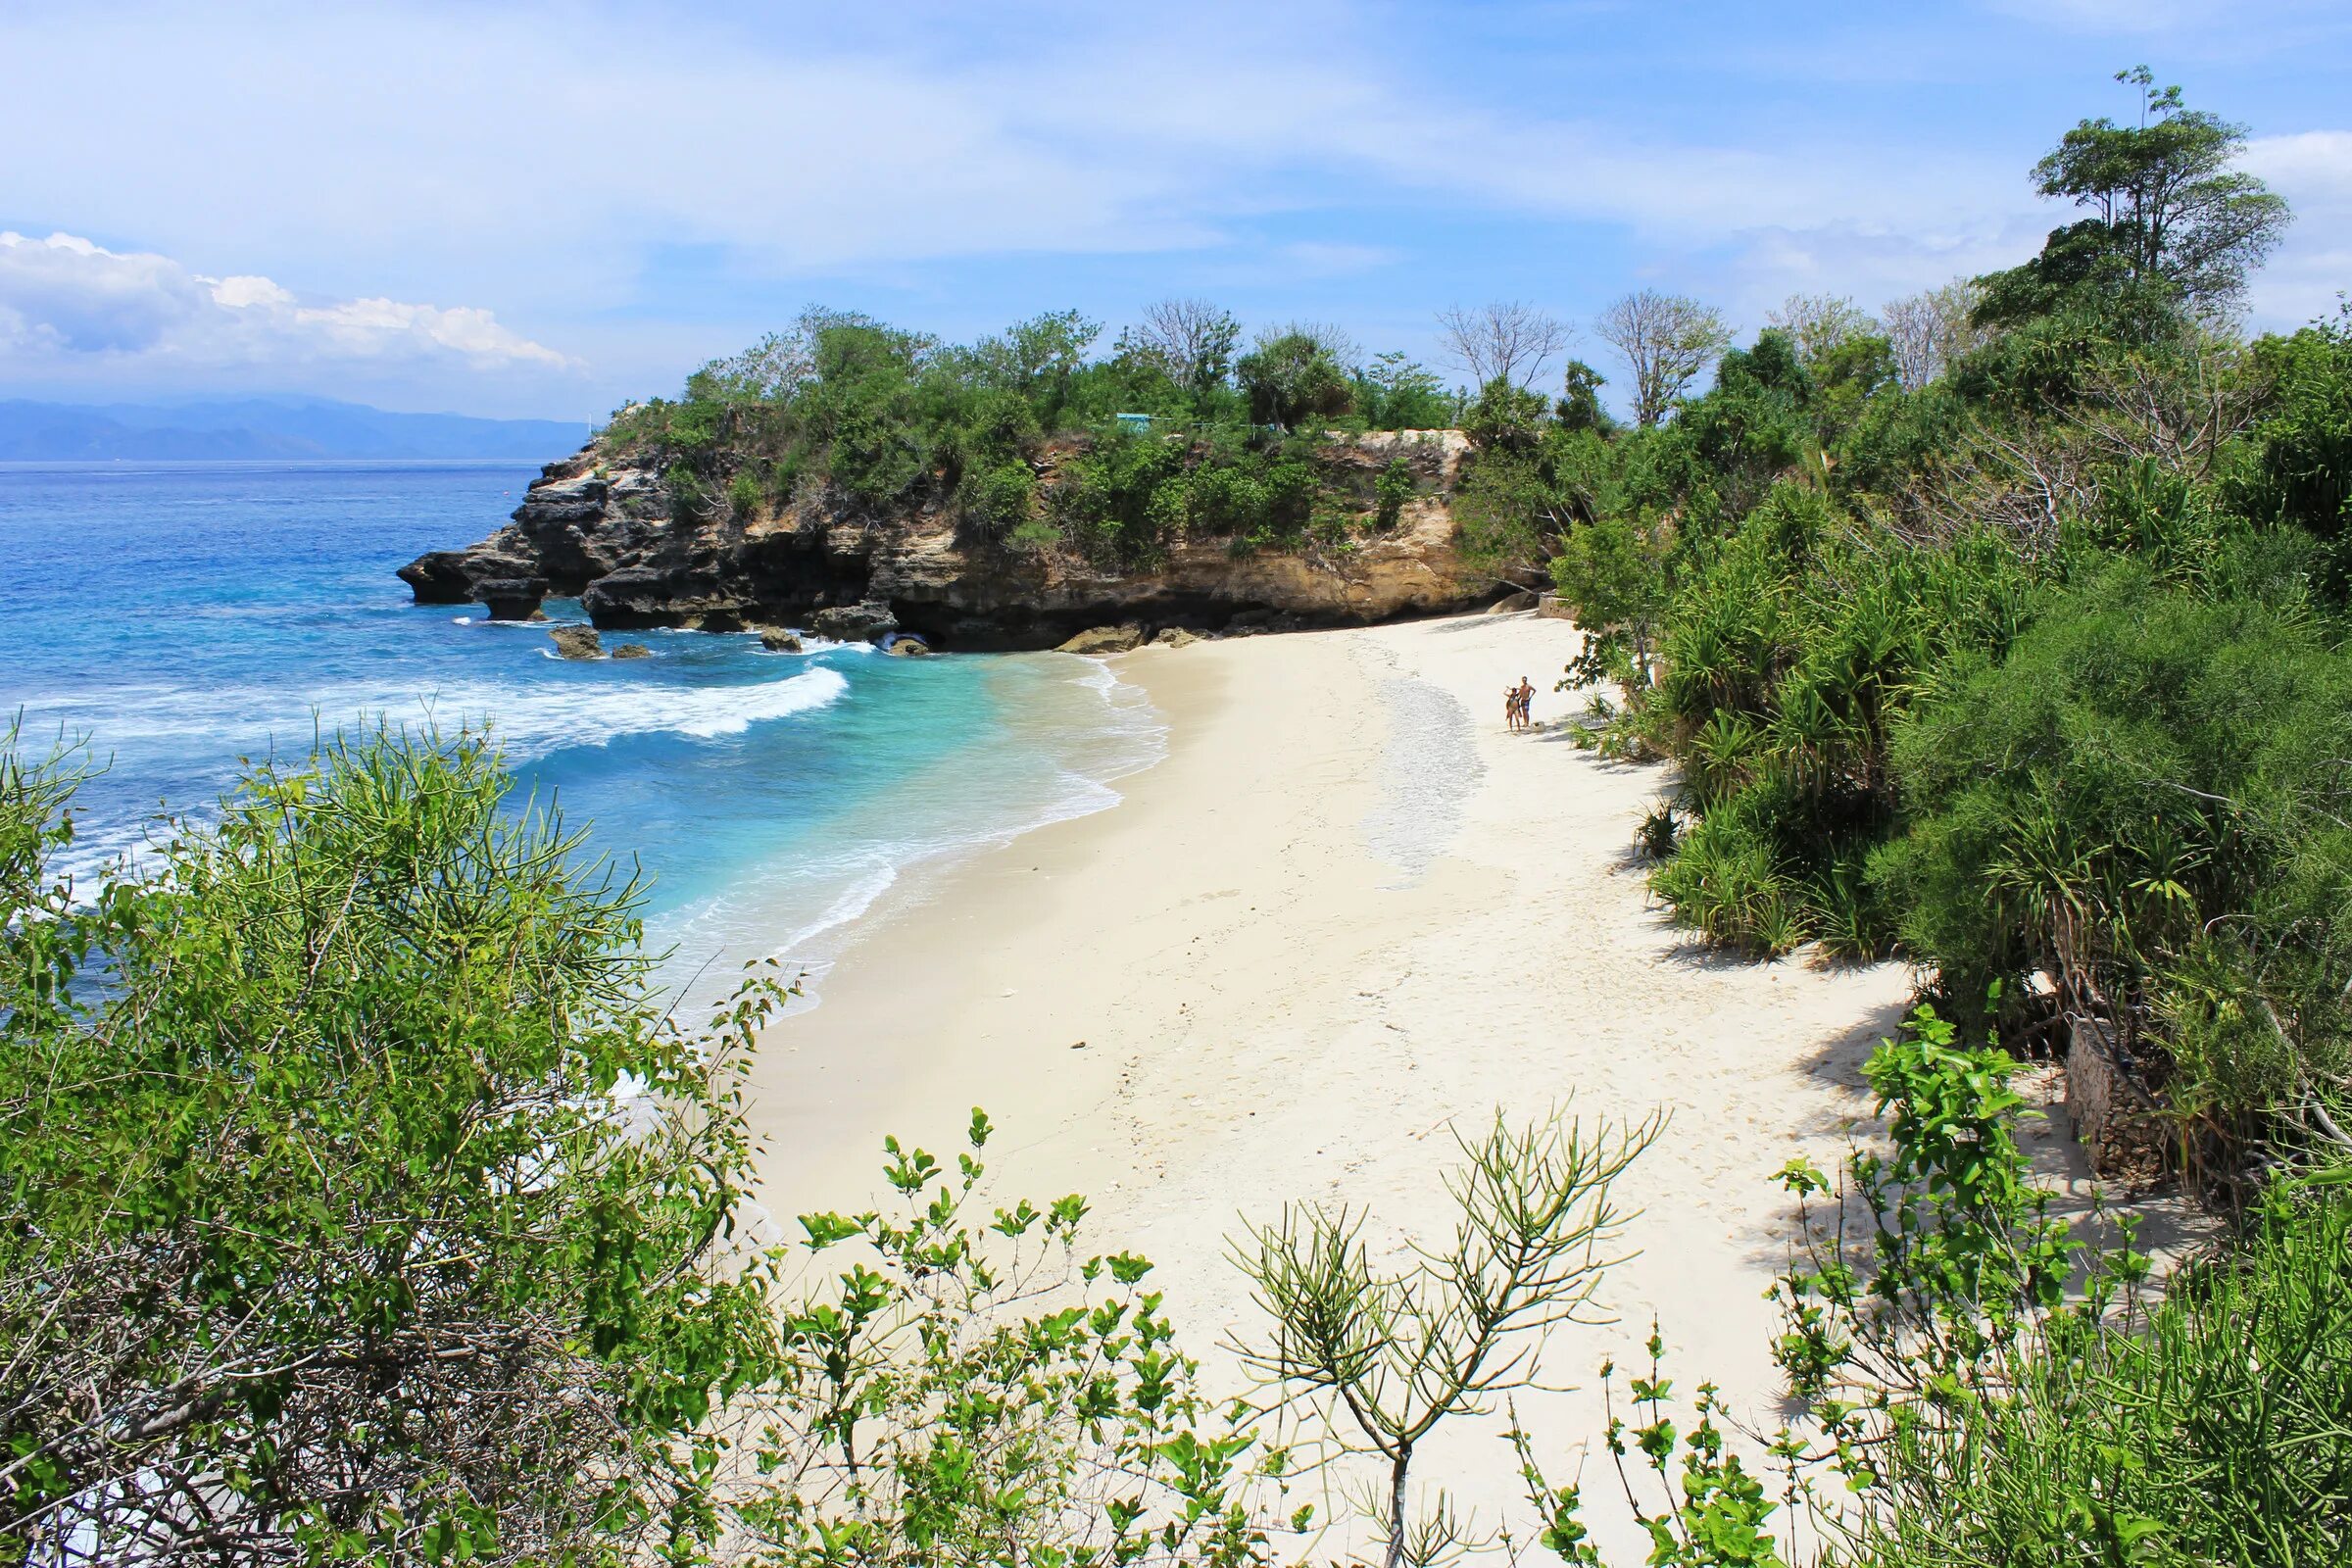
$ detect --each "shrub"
[740,1111,1293,1567]
[1237,329,1354,430]
[728,466,764,517]
[957,460,1038,540]
[1873,554,2352,1169]
[1374,457,1415,527]
[1778,1006,2352,1568]
[0,731,780,1565]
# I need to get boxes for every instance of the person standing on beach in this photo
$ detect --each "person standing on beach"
[1505,684,1522,732]
[1515,676,1537,731]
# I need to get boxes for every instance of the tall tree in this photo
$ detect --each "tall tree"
[1121,297,1241,395]
[1592,289,1733,427]
[2029,66,2290,313]
[1881,279,1988,389]
[1435,301,1573,391]
[1765,292,1878,363]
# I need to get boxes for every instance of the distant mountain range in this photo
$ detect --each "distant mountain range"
[0,397,590,461]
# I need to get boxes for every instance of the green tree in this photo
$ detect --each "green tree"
[2240,302,2352,598]
[2015,67,2290,316]
[1556,360,1611,433]
[965,309,1102,429]
[1593,291,1733,427]
[1237,329,1356,431]
[1549,513,1672,689]
[1358,351,1456,430]
[0,730,780,1565]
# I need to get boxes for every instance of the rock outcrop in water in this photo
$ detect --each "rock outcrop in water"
[546,624,603,660]
[400,430,1494,651]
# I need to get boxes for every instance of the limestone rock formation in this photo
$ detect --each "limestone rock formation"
[809,601,898,643]
[1152,626,1201,649]
[547,624,603,660]
[399,429,1496,652]
[1057,624,1144,656]
[611,642,652,660]
[883,634,931,657]
[478,577,550,621]
[760,628,805,653]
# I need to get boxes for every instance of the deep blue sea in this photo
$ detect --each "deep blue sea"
[0,461,1160,1009]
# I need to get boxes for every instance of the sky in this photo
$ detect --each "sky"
[3,0,2347,421]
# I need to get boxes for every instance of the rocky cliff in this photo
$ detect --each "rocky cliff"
[399,430,1495,650]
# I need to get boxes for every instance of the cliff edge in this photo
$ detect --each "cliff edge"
[400,429,1494,650]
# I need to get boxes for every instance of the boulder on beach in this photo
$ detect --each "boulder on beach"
[884,634,931,657]
[1488,589,1540,613]
[1537,592,1576,621]
[1152,626,1201,649]
[809,601,898,642]
[547,624,603,660]
[760,628,805,653]
[610,642,651,660]
[477,576,550,621]
[1056,624,1144,656]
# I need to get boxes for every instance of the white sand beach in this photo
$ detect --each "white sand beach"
[743,610,1928,1557]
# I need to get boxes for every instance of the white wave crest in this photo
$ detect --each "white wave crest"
[21,665,851,764]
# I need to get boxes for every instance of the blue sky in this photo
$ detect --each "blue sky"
[3,0,2347,419]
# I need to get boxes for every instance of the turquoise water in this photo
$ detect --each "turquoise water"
[0,461,1160,1007]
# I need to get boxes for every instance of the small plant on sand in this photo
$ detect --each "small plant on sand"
[1511,1331,1790,1567]
[1229,1106,1663,1568]
[1635,803,1683,862]
[739,1109,1297,1567]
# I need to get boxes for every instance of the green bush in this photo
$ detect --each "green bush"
[740,1111,1294,1567]
[956,459,1038,539]
[1873,555,2352,1161]
[727,466,764,517]
[1773,1006,2352,1568]
[1374,457,1415,527]
[0,731,779,1564]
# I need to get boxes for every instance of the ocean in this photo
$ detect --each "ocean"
[0,460,1162,1011]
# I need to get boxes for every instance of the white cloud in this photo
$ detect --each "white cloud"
[0,6,2030,292]
[0,230,575,377]
[2245,131,2352,210]
[0,2,2341,409]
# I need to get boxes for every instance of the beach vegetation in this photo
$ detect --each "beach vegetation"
[1237,327,1358,432]
[1231,1107,1662,1568]
[1459,67,2347,1193]
[1517,1002,2352,1566]
[11,724,2352,1565]
[598,302,1471,569]
[0,728,783,1565]
[739,1109,1297,1568]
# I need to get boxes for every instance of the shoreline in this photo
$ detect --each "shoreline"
[738,610,1929,1556]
